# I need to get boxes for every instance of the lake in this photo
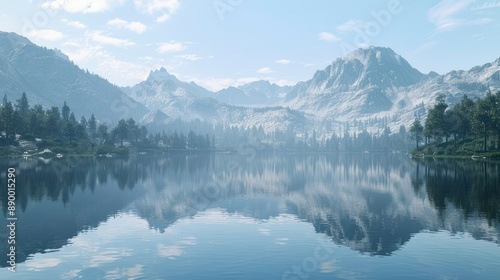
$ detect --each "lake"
[1,152,500,279]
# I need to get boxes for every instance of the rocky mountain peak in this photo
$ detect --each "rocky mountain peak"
[147,67,176,82]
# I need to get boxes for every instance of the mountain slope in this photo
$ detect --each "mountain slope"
[124,47,500,137]
[123,68,308,132]
[283,46,500,134]
[215,80,291,107]
[0,31,148,123]
[285,46,424,118]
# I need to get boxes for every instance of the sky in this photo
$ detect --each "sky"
[0,0,500,91]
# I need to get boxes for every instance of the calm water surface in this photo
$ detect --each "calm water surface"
[1,153,500,279]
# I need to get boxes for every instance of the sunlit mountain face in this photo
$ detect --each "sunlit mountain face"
[0,31,148,124]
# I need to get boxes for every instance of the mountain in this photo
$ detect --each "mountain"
[215,80,291,107]
[285,46,424,117]
[124,46,500,137]
[284,46,500,133]
[121,67,216,122]
[0,31,148,123]
[3,30,499,137]
[123,68,308,132]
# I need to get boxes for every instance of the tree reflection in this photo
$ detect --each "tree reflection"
[413,158,500,225]
[1,153,499,267]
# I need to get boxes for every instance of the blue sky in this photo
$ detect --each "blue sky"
[1,0,499,91]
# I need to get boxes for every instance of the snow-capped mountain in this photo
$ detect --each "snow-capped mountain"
[2,30,499,136]
[215,80,291,107]
[121,67,220,121]
[285,46,424,117]
[284,46,500,133]
[0,31,148,123]
[123,67,308,132]
[124,46,500,136]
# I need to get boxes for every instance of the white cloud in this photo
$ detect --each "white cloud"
[472,1,500,10]
[41,0,125,13]
[155,14,171,23]
[178,54,201,61]
[64,43,159,86]
[428,0,474,31]
[26,258,61,270]
[107,18,147,34]
[157,42,185,53]
[27,29,64,41]
[88,31,135,47]
[62,19,86,29]
[134,0,180,23]
[427,0,493,32]
[275,59,291,65]
[236,77,260,84]
[189,77,234,91]
[336,20,365,32]
[257,67,274,74]
[64,44,104,63]
[318,32,340,42]
[62,39,81,47]
[274,79,295,87]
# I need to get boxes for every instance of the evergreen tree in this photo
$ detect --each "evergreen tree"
[45,106,61,138]
[1,100,15,143]
[62,101,70,122]
[172,131,180,149]
[15,92,30,135]
[80,116,87,129]
[97,124,108,145]
[29,105,45,138]
[179,132,186,149]
[409,119,424,148]
[140,126,148,142]
[88,114,97,140]
[473,91,496,151]
[424,95,448,142]
[113,119,128,146]
[187,130,196,149]
[126,118,139,143]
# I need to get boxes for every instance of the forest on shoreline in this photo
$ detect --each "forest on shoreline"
[409,90,500,158]
[2,90,500,158]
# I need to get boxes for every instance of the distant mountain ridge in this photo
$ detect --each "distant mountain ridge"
[282,46,500,132]
[121,67,309,132]
[0,31,148,123]
[215,80,291,107]
[1,30,499,136]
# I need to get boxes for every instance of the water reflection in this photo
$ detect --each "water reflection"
[1,153,499,267]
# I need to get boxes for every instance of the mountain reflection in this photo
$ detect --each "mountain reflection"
[1,153,499,267]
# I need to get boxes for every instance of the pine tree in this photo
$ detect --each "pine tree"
[97,124,108,145]
[473,91,497,151]
[15,92,29,135]
[113,119,128,147]
[62,101,70,122]
[1,100,15,143]
[424,95,448,142]
[409,119,424,148]
[88,114,97,140]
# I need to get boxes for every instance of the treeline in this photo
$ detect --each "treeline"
[271,125,410,152]
[0,93,214,155]
[1,92,420,155]
[409,91,500,154]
